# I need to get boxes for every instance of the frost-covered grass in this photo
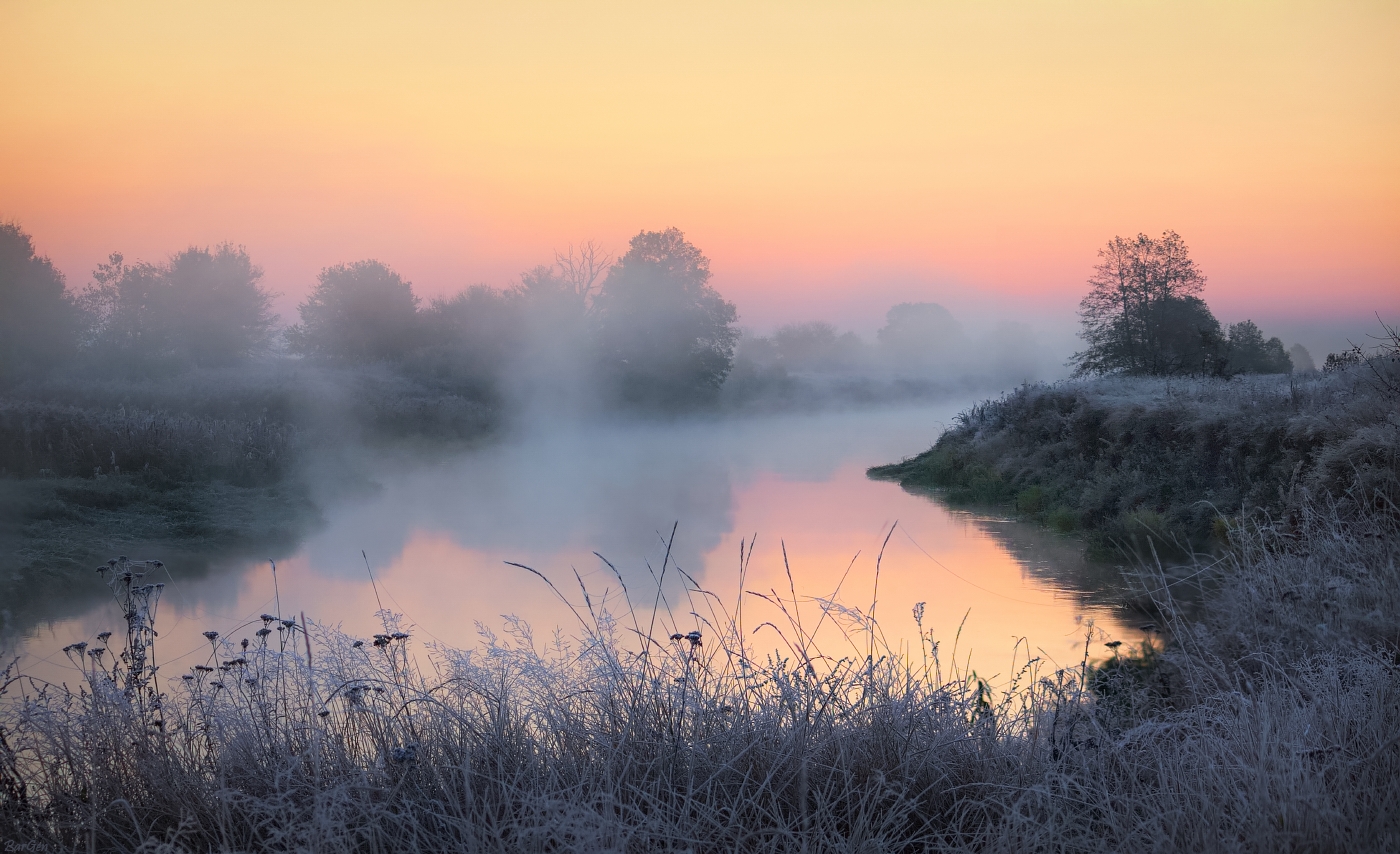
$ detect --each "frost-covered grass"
[2,479,1398,852]
[869,362,1400,553]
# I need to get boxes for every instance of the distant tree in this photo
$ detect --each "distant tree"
[876,302,966,368]
[1287,343,1316,373]
[772,321,863,370]
[593,228,738,408]
[286,261,420,363]
[1323,348,1361,372]
[1073,231,1216,376]
[412,284,522,387]
[80,244,275,369]
[0,222,81,378]
[527,242,610,312]
[1225,320,1292,375]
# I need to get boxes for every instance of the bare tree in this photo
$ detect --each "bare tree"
[554,241,612,310]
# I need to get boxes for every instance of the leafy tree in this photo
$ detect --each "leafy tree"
[1073,231,1216,376]
[286,261,420,363]
[80,244,274,369]
[1225,320,1292,374]
[593,228,738,408]
[410,284,522,389]
[0,222,81,378]
[1142,294,1226,376]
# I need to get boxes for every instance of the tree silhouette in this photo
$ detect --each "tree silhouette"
[286,261,420,363]
[80,244,274,369]
[1073,232,1217,376]
[593,228,738,408]
[0,222,81,378]
[876,302,966,368]
[1225,320,1292,374]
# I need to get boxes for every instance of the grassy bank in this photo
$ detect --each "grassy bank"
[2,364,1397,850]
[0,362,499,634]
[868,367,1399,555]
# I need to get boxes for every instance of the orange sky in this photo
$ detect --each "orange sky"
[2,1,1397,339]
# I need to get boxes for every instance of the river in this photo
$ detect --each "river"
[12,403,1148,687]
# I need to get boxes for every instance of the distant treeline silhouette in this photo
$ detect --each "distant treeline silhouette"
[3,223,1319,412]
[1,224,746,411]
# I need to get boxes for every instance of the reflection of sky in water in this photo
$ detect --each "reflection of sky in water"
[16,405,1143,689]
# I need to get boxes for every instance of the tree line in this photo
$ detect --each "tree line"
[2,221,1320,403]
[0,224,740,409]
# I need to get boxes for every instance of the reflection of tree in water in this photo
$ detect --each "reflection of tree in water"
[900,484,1165,625]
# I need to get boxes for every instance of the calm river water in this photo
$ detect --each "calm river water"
[15,404,1146,687]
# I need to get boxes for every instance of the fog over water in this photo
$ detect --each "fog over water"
[16,403,1146,688]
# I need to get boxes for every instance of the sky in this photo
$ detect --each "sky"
[2,1,1397,351]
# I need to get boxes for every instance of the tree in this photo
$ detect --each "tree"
[164,246,275,365]
[1143,294,1226,376]
[876,302,966,368]
[1073,231,1214,376]
[772,321,864,371]
[1288,343,1316,373]
[80,244,274,369]
[1225,320,1292,375]
[0,222,81,378]
[592,228,738,408]
[286,261,420,363]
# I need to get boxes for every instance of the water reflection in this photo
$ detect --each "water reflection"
[14,406,1145,688]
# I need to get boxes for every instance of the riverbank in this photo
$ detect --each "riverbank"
[0,362,500,634]
[868,369,1399,557]
[2,367,1397,850]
